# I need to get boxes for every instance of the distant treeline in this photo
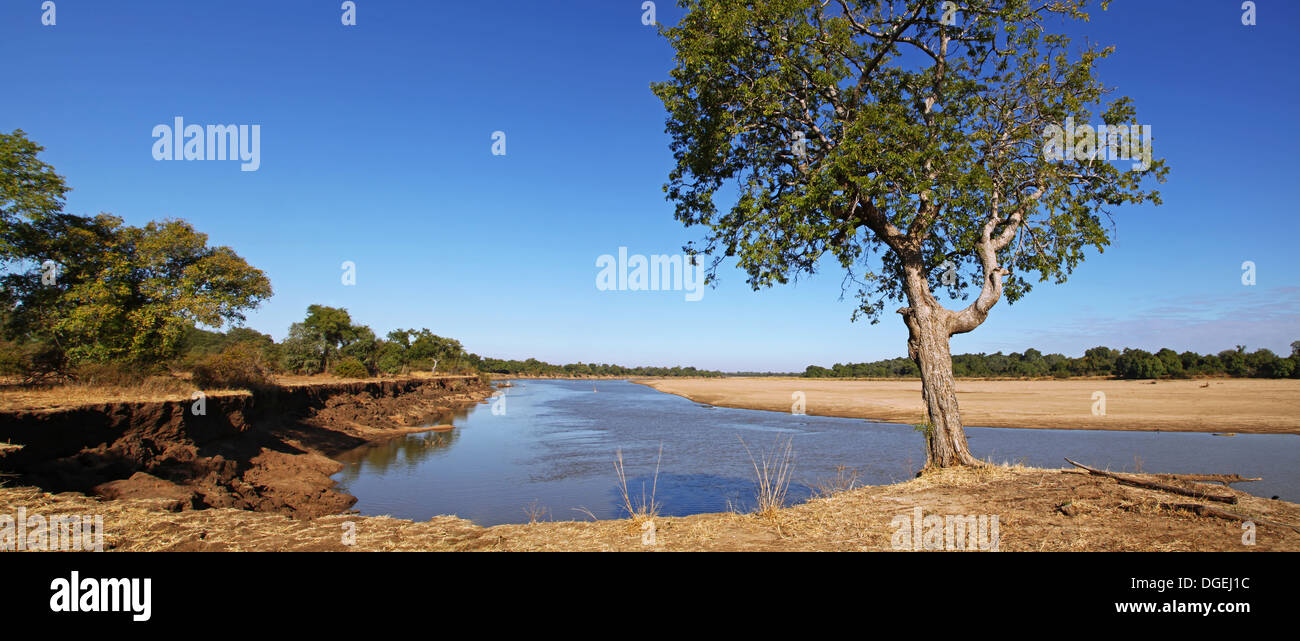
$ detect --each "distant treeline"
[474,357,725,378]
[168,306,727,384]
[804,344,1300,380]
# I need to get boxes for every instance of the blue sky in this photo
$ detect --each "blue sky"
[2,0,1296,371]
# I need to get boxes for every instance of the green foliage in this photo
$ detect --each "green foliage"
[1115,349,1164,379]
[280,322,325,375]
[805,343,1300,379]
[0,129,68,240]
[331,357,369,379]
[176,325,280,372]
[0,130,272,371]
[473,357,725,378]
[277,306,378,374]
[653,1,1166,323]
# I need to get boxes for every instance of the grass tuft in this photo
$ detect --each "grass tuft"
[614,443,663,525]
[739,435,795,519]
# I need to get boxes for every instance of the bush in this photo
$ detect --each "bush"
[72,361,149,386]
[67,360,188,394]
[0,340,67,381]
[192,343,274,390]
[0,340,26,377]
[331,357,369,379]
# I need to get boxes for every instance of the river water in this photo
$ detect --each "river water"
[332,379,1298,526]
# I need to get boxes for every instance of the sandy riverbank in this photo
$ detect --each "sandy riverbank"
[636,377,1300,435]
[4,464,1296,551]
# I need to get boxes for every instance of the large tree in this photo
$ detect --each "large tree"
[653,0,1165,466]
[0,130,272,370]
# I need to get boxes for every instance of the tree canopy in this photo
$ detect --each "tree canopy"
[653,0,1167,466]
[653,0,1166,322]
[0,130,272,372]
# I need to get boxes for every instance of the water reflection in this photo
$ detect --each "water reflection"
[334,407,473,479]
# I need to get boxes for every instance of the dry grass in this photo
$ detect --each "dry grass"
[812,464,861,498]
[613,444,663,525]
[739,435,795,519]
[0,373,485,412]
[3,464,1298,551]
[0,376,237,413]
[523,499,550,524]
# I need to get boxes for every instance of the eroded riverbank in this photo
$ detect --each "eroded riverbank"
[0,375,492,518]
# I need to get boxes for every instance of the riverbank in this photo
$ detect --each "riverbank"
[635,377,1300,435]
[0,375,493,518]
[3,463,1295,550]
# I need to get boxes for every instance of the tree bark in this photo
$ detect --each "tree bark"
[901,303,981,468]
[850,196,1016,469]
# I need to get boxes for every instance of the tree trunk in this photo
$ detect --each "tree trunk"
[901,304,980,468]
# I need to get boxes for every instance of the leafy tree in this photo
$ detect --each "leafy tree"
[0,130,272,371]
[1115,348,1164,379]
[653,0,1165,465]
[280,321,326,374]
[1245,348,1280,378]
[340,325,378,371]
[375,340,408,374]
[1155,348,1183,378]
[1083,346,1118,375]
[1218,349,1248,378]
[300,305,358,372]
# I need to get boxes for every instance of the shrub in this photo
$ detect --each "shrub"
[192,342,274,390]
[0,340,26,377]
[0,340,67,381]
[72,361,149,386]
[66,360,188,395]
[331,357,369,379]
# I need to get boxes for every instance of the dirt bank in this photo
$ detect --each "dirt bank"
[0,376,492,518]
[3,464,1295,551]
[636,377,1300,435]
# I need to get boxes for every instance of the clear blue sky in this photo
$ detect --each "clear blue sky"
[2,1,1296,371]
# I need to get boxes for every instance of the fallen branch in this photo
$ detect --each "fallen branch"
[1064,458,1238,504]
[1161,503,1300,534]
[1151,473,1261,486]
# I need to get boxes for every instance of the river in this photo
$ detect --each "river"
[332,379,1298,525]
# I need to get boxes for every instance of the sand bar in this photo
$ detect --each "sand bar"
[637,377,1300,435]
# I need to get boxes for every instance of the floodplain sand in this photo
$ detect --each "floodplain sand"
[637,377,1300,435]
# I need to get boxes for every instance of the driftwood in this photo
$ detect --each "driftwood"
[1064,458,1238,504]
[1161,503,1300,534]
[1150,473,1261,486]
